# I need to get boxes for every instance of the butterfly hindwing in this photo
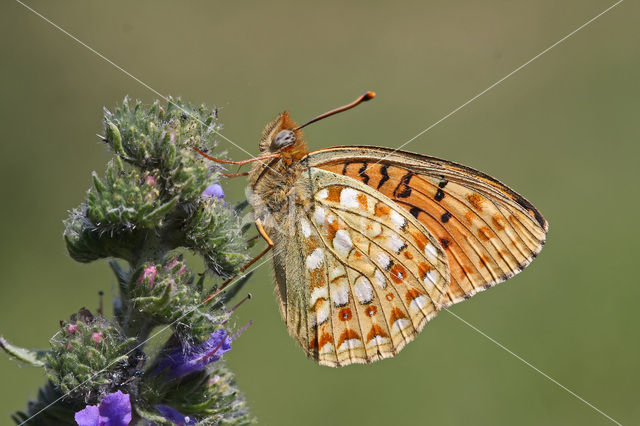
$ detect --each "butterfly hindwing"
[308,146,547,306]
[277,167,450,366]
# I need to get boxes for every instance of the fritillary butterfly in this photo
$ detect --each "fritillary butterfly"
[199,92,547,367]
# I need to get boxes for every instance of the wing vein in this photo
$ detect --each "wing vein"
[411,174,530,269]
[404,181,517,277]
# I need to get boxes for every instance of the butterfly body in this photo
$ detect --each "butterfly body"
[244,108,547,367]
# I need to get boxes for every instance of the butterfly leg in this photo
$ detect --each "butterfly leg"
[221,171,250,178]
[194,147,281,165]
[203,219,274,304]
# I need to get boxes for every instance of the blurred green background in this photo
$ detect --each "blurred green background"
[1,1,638,425]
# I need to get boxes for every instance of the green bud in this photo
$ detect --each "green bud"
[91,171,107,194]
[106,122,124,156]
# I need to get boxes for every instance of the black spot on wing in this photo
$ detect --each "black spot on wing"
[435,189,445,202]
[439,237,450,249]
[377,165,390,189]
[409,206,422,218]
[357,162,370,185]
[394,171,413,198]
[440,212,451,223]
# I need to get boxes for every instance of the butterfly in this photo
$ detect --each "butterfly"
[198,92,548,367]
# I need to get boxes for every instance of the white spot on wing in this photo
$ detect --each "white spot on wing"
[340,187,359,208]
[376,252,391,270]
[354,276,374,304]
[331,280,349,306]
[306,248,324,271]
[409,295,429,312]
[301,218,312,238]
[320,342,335,354]
[338,339,362,351]
[390,210,406,230]
[333,229,353,257]
[425,270,438,288]
[392,318,411,332]
[387,234,406,253]
[366,336,390,347]
[425,243,438,259]
[311,298,329,327]
[317,189,329,200]
[309,287,328,306]
[313,206,326,225]
[374,269,386,289]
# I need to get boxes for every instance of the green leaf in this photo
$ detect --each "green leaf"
[0,336,49,367]
[142,196,179,223]
[135,405,172,424]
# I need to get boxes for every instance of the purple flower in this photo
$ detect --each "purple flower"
[75,390,131,426]
[155,405,196,425]
[201,183,225,200]
[155,329,231,379]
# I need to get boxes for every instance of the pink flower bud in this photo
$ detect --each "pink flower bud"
[166,259,186,275]
[138,266,157,289]
[144,175,157,186]
[92,332,104,344]
[67,324,79,334]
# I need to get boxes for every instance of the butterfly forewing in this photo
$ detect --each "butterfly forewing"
[287,168,449,366]
[309,146,547,306]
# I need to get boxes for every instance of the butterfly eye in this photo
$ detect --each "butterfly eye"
[271,130,296,150]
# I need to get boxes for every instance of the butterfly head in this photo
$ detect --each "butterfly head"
[259,111,308,162]
[257,92,376,161]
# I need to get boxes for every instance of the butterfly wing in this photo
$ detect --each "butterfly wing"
[307,145,547,306]
[269,167,450,366]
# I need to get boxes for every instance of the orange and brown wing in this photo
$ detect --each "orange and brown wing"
[308,145,547,306]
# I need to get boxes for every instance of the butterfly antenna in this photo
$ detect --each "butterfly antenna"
[221,293,253,325]
[294,91,376,131]
[231,320,253,340]
[227,293,252,315]
[201,338,228,362]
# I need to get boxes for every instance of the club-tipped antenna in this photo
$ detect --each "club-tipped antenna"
[294,91,376,131]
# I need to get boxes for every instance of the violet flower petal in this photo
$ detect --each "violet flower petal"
[155,329,232,379]
[201,183,225,200]
[98,390,132,426]
[75,405,100,426]
[155,405,196,425]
